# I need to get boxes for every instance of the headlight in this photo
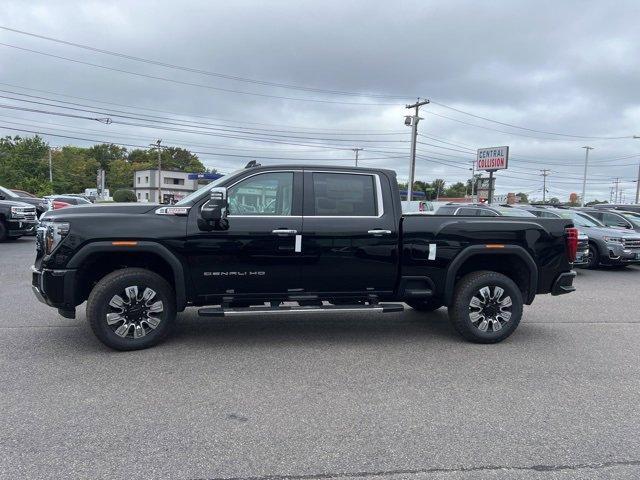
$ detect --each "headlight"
[603,236,624,244]
[38,221,70,255]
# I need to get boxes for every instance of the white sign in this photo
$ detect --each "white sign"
[477,146,509,171]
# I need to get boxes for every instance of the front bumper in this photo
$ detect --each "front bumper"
[551,270,577,296]
[573,248,590,266]
[31,266,77,317]
[604,244,640,264]
[7,220,37,237]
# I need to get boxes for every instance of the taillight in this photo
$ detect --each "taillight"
[565,227,578,263]
[52,200,71,210]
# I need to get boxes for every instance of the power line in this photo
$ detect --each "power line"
[0,25,409,100]
[0,42,399,106]
[429,100,635,140]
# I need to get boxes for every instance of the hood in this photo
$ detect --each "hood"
[7,196,45,207]
[0,199,36,208]
[580,225,640,239]
[42,202,160,219]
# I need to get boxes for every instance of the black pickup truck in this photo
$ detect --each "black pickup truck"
[0,199,38,240]
[32,165,577,350]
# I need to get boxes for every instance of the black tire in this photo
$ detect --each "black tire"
[586,243,600,269]
[0,221,7,242]
[86,268,176,351]
[406,298,444,312]
[448,270,523,344]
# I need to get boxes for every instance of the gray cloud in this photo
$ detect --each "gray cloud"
[1,0,639,201]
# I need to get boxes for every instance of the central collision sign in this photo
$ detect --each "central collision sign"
[477,146,509,171]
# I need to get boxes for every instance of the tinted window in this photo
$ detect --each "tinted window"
[457,208,480,216]
[228,172,293,216]
[479,208,499,216]
[312,173,377,216]
[603,213,628,227]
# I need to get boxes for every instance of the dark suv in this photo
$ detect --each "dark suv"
[579,208,640,233]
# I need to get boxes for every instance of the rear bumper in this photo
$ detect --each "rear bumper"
[31,265,77,317]
[551,270,577,296]
[573,248,590,266]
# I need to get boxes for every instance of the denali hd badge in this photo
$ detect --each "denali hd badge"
[204,271,266,276]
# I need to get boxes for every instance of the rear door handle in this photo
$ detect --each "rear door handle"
[272,229,297,236]
[368,229,392,236]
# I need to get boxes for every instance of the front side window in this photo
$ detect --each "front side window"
[312,172,377,216]
[228,172,293,216]
[457,208,480,216]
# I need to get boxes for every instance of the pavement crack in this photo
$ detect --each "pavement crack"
[197,459,640,480]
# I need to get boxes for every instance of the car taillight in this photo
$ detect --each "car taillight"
[565,227,578,263]
[53,200,71,210]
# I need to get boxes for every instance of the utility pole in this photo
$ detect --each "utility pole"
[540,169,550,203]
[613,177,620,204]
[405,98,429,201]
[580,146,593,207]
[352,148,363,167]
[48,147,53,183]
[150,139,163,203]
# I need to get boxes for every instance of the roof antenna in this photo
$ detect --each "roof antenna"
[245,160,261,168]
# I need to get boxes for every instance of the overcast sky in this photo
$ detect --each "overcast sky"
[2,0,639,201]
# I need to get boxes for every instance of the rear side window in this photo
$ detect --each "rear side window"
[312,172,377,216]
[457,208,480,216]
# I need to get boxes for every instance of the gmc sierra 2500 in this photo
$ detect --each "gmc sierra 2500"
[32,165,577,350]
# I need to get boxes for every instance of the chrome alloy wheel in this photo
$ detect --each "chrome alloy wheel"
[106,286,163,339]
[468,286,512,333]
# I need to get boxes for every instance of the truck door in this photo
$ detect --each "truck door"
[186,170,303,299]
[299,170,398,296]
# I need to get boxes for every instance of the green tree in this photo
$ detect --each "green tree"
[113,189,137,202]
[444,182,467,198]
[516,192,529,203]
[51,147,100,194]
[0,135,51,196]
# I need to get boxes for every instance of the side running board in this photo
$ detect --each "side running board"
[198,303,404,317]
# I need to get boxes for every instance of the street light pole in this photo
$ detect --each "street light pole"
[405,98,429,201]
[580,146,593,207]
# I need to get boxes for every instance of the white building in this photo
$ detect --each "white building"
[133,169,199,203]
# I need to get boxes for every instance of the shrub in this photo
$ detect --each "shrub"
[112,189,137,202]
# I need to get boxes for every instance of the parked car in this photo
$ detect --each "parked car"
[593,204,640,214]
[0,199,37,241]
[435,203,536,217]
[579,208,640,232]
[44,195,92,211]
[0,186,47,218]
[11,189,38,198]
[543,209,640,268]
[32,164,578,350]
[401,200,436,214]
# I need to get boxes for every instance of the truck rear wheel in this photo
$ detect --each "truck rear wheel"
[86,268,176,351]
[448,271,523,343]
[406,298,443,312]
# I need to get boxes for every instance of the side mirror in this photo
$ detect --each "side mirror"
[199,187,228,230]
[0,194,5,200]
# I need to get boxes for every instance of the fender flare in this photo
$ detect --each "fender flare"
[444,245,538,305]
[67,241,188,311]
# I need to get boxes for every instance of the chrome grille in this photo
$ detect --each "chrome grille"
[623,238,640,249]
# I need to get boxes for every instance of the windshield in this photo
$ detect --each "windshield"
[0,186,18,198]
[175,171,238,206]
[556,210,603,227]
[620,212,640,227]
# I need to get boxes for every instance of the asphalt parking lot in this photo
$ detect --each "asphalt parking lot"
[1,236,639,480]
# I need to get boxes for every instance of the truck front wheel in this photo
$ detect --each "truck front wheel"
[448,271,523,343]
[86,268,176,351]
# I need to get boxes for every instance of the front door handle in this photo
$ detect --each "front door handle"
[368,229,392,236]
[272,229,297,236]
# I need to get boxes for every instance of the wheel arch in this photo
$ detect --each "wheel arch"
[67,241,188,311]
[444,245,538,306]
